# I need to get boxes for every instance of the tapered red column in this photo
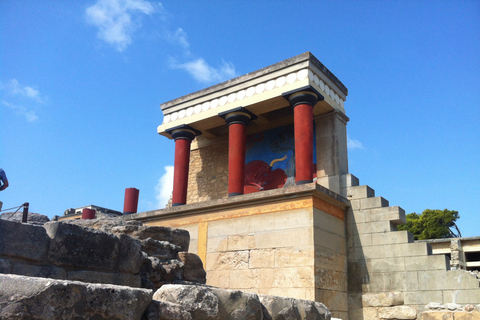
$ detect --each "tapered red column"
[220,109,256,197]
[288,90,320,185]
[169,127,199,206]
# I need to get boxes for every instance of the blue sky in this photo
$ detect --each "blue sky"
[1,1,479,237]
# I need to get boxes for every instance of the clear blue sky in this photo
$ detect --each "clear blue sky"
[1,1,479,237]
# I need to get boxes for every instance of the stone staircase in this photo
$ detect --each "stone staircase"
[343,174,480,319]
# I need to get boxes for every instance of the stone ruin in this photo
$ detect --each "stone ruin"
[0,217,332,319]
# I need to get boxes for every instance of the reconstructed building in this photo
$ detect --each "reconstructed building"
[126,52,480,319]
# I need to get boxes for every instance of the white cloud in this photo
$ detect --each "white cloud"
[1,79,45,122]
[347,136,365,150]
[85,0,157,52]
[2,101,39,122]
[155,165,174,208]
[174,58,237,83]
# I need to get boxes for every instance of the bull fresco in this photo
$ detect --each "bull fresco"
[244,124,316,194]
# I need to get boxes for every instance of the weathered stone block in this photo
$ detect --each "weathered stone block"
[0,258,12,273]
[419,312,454,320]
[313,209,345,237]
[315,269,347,292]
[111,225,190,252]
[259,294,331,320]
[249,248,275,268]
[272,266,314,289]
[314,229,346,255]
[275,247,314,268]
[369,257,405,272]
[369,206,406,224]
[360,196,389,209]
[384,242,432,258]
[404,290,443,305]
[206,236,228,253]
[256,227,313,248]
[12,262,66,280]
[453,312,480,320]
[227,234,256,251]
[355,221,393,234]
[274,209,313,230]
[67,270,141,287]
[0,274,152,320]
[44,221,120,270]
[362,292,404,307]
[206,251,249,271]
[378,305,417,319]
[314,249,347,273]
[316,289,348,312]
[442,288,480,304]
[177,252,206,284]
[0,219,49,262]
[142,300,193,320]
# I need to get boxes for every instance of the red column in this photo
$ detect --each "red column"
[228,122,247,196]
[170,127,198,206]
[221,110,255,197]
[123,187,139,214]
[82,208,95,219]
[288,91,319,185]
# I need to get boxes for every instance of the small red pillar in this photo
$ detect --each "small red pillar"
[82,208,96,219]
[220,109,256,197]
[123,187,139,214]
[169,127,199,207]
[287,90,321,185]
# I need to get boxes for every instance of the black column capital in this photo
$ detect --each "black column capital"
[219,107,257,126]
[166,125,201,141]
[283,85,324,108]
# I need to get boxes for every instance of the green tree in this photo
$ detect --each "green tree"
[397,209,461,240]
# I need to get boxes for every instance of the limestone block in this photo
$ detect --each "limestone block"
[346,207,367,225]
[378,305,417,319]
[404,290,443,305]
[177,252,206,284]
[206,236,227,253]
[314,230,346,255]
[362,291,404,307]
[275,247,314,268]
[117,233,144,273]
[384,242,432,258]
[369,257,406,273]
[142,300,193,320]
[248,212,278,233]
[453,312,480,320]
[371,230,414,246]
[362,272,386,292]
[0,219,49,262]
[442,289,480,304]
[208,218,249,238]
[314,249,347,273]
[369,206,406,224]
[316,289,348,312]
[341,173,359,188]
[355,221,393,235]
[419,270,480,291]
[313,209,346,236]
[229,268,275,290]
[267,287,315,300]
[405,271,420,291]
[205,251,249,271]
[206,269,230,288]
[419,312,454,320]
[256,227,313,249]
[349,306,378,319]
[360,196,389,209]
[0,274,152,320]
[355,245,386,260]
[315,269,347,292]
[347,232,372,249]
[12,262,66,280]
[346,185,375,199]
[404,254,450,271]
[249,249,275,269]
[227,234,256,251]
[273,209,313,230]
[272,266,315,289]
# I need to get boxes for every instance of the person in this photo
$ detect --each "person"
[0,168,8,191]
[0,168,7,212]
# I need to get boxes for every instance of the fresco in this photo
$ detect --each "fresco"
[244,124,316,194]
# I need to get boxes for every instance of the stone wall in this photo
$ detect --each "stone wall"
[345,176,480,319]
[187,140,229,205]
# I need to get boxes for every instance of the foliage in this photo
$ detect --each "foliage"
[397,209,461,240]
